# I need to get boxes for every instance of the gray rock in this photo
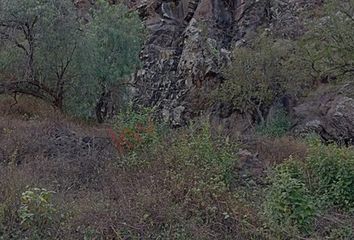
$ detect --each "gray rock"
[133,0,268,126]
[293,86,354,143]
[133,0,322,129]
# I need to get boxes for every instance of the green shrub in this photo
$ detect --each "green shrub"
[257,109,292,137]
[264,159,316,234]
[113,106,157,136]
[107,117,242,238]
[217,0,354,125]
[264,140,354,236]
[217,35,311,124]
[302,0,354,83]
[154,122,240,233]
[110,107,164,167]
[171,121,237,187]
[307,140,354,211]
[195,123,236,185]
[112,115,237,186]
[17,187,59,239]
[159,124,238,233]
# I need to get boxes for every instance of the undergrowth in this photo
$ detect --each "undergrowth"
[264,137,354,238]
[0,110,353,239]
[257,109,292,138]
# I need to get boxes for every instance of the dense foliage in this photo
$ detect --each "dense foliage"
[217,0,354,126]
[218,35,311,124]
[67,1,145,118]
[1,110,353,239]
[264,138,354,237]
[304,0,354,83]
[0,1,353,240]
[0,0,144,119]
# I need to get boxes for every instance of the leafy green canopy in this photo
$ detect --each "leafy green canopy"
[217,35,311,123]
[264,138,354,236]
[67,1,145,117]
[304,0,354,83]
[0,0,145,118]
[217,0,354,126]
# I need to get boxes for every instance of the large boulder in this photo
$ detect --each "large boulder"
[293,84,354,144]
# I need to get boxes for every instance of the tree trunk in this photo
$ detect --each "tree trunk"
[95,91,114,123]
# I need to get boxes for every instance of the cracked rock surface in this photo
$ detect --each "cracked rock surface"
[132,0,321,128]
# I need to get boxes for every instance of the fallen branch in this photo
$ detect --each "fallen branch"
[0,81,60,108]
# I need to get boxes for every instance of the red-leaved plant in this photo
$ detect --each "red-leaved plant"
[108,119,155,155]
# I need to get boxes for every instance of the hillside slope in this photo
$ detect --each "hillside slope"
[1,97,353,239]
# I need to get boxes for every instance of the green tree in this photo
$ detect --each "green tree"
[34,0,82,109]
[0,0,144,120]
[67,0,145,120]
[217,35,311,125]
[0,0,84,108]
[303,0,354,83]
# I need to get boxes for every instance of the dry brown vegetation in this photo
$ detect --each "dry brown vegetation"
[0,97,353,240]
[0,98,265,239]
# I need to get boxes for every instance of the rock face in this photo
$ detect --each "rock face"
[293,85,354,144]
[132,0,271,126]
[132,0,322,127]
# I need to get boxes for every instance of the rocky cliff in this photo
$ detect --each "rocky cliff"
[76,0,353,142]
[132,0,322,128]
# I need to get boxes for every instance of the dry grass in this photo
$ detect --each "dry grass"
[0,112,265,239]
[251,136,308,166]
[0,95,58,120]
[0,101,351,239]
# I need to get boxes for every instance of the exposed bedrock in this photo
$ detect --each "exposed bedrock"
[132,0,323,133]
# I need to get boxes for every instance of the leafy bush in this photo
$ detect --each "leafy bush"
[264,159,316,234]
[218,35,311,124]
[172,121,237,186]
[17,187,59,239]
[264,139,354,236]
[169,123,239,216]
[110,107,162,162]
[217,0,354,126]
[146,122,242,238]
[303,0,354,83]
[97,115,248,238]
[257,109,292,137]
[307,139,354,211]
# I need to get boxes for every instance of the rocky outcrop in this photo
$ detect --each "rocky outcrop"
[132,0,322,127]
[293,84,354,144]
[132,0,272,126]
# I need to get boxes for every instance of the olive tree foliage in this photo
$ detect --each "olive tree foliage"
[34,1,82,109]
[0,0,144,120]
[303,0,354,83]
[68,0,145,120]
[0,0,47,81]
[0,0,80,108]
